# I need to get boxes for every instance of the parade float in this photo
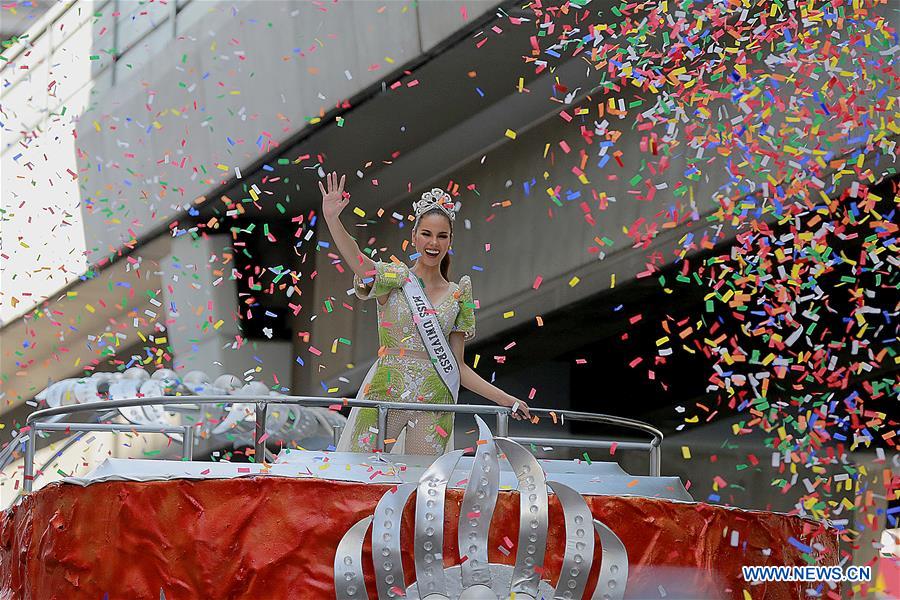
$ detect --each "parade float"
[0,369,838,599]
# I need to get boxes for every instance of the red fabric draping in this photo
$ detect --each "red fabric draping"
[0,478,837,599]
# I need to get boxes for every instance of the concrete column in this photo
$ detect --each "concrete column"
[161,232,290,383]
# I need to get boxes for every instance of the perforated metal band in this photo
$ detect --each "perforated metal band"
[414,450,464,600]
[590,519,628,600]
[496,438,548,600]
[372,483,417,599]
[334,516,373,600]
[458,416,499,589]
[547,481,595,600]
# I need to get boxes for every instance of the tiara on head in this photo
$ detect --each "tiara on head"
[413,188,457,222]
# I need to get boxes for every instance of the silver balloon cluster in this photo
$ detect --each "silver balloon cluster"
[36,367,345,450]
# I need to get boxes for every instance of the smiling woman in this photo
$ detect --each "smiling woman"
[319,173,531,455]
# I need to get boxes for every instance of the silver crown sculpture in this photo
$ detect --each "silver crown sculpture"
[335,416,629,600]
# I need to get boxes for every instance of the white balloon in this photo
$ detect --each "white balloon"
[108,380,142,401]
[41,380,71,407]
[213,374,242,393]
[72,379,99,404]
[136,380,167,424]
[123,367,150,381]
[151,368,178,383]
[33,369,348,450]
[183,370,212,394]
[211,403,253,435]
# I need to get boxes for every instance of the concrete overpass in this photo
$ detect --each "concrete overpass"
[1,0,897,535]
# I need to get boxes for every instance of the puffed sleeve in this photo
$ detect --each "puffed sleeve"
[353,260,409,300]
[452,275,476,341]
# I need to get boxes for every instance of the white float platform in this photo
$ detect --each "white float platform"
[57,450,691,500]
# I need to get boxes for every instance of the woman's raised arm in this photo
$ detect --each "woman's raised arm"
[319,171,375,281]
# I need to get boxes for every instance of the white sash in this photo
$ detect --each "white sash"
[336,273,460,454]
[401,275,461,400]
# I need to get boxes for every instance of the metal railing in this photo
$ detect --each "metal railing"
[20,395,664,493]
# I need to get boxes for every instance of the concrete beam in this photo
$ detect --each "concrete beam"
[0,236,170,415]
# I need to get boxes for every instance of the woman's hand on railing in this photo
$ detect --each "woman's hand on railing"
[319,171,348,222]
[498,395,531,421]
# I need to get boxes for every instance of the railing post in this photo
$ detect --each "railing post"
[332,424,343,449]
[255,402,268,462]
[496,411,509,438]
[650,444,661,477]
[182,425,194,461]
[24,427,36,493]
[376,406,388,452]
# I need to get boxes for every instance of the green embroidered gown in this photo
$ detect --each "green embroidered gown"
[341,260,475,455]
